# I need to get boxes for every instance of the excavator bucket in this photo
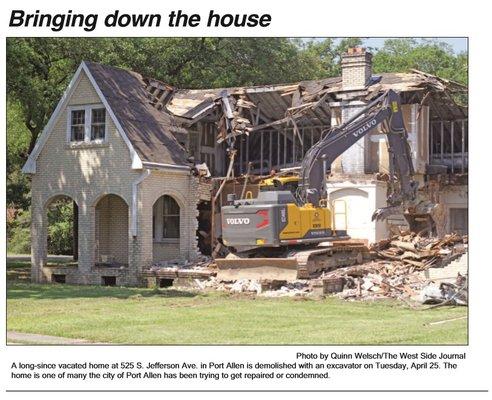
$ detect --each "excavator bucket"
[372,201,439,236]
[372,205,405,221]
[404,213,437,236]
[215,257,299,281]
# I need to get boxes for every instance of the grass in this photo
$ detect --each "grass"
[7,282,468,345]
[7,256,74,282]
[7,259,31,282]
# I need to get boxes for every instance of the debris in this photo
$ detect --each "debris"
[370,232,467,269]
[230,279,262,293]
[143,255,217,282]
[320,233,467,304]
[141,234,467,306]
[323,277,345,293]
[420,274,468,307]
[427,316,467,326]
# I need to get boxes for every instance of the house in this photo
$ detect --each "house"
[23,48,468,286]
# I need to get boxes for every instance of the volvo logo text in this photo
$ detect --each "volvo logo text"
[226,217,250,225]
[352,119,377,138]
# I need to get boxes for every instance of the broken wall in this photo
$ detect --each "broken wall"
[438,185,468,235]
[373,104,429,175]
[339,105,366,175]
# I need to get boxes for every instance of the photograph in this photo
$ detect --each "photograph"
[6,37,468,345]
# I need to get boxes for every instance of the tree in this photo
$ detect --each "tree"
[7,100,31,209]
[372,39,468,85]
[6,37,324,210]
[296,38,363,78]
[6,38,322,158]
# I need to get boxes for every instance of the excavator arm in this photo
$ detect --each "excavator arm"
[298,89,419,220]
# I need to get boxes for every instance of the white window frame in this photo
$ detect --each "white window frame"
[66,104,108,144]
[152,196,180,244]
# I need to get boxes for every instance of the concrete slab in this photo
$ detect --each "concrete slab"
[7,331,93,345]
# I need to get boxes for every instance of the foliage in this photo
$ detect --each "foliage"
[372,39,468,85]
[7,200,74,255]
[7,100,31,209]
[295,38,363,77]
[7,209,31,254]
[47,200,74,255]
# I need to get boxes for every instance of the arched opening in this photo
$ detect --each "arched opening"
[95,194,129,267]
[152,194,181,262]
[45,195,78,262]
[329,188,369,240]
[196,200,212,255]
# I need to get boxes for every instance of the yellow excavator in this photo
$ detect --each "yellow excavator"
[217,90,432,281]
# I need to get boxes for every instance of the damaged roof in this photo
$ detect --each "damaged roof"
[159,69,467,144]
[87,62,468,163]
[167,70,467,122]
[85,62,190,166]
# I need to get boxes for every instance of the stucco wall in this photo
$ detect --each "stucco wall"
[327,180,389,244]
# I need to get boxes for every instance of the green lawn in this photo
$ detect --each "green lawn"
[6,256,74,282]
[7,282,467,344]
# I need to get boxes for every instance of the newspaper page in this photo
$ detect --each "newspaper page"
[1,0,489,398]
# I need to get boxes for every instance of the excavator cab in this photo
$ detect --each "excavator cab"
[259,175,299,194]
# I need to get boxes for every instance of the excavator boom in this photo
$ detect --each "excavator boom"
[297,89,418,219]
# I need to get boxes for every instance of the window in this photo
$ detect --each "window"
[201,123,216,147]
[162,196,180,238]
[450,208,468,235]
[152,215,155,239]
[200,152,215,174]
[102,276,117,286]
[91,108,106,140]
[70,110,85,142]
[52,274,66,284]
[68,105,106,143]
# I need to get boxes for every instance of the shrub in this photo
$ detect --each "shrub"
[47,200,73,255]
[7,208,31,254]
[7,199,74,255]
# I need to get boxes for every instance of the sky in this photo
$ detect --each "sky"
[363,37,468,54]
[311,37,468,54]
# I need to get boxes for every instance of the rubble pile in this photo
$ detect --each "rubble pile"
[144,255,217,282]
[143,234,467,305]
[149,255,215,272]
[322,262,429,301]
[320,233,468,303]
[370,232,467,269]
[201,277,311,297]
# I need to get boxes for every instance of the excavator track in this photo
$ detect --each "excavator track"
[294,243,367,279]
[215,241,368,282]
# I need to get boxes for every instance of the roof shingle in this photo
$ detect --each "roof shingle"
[85,61,190,166]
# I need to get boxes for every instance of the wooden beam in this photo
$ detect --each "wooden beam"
[451,121,454,173]
[440,121,444,162]
[461,120,466,173]
[260,132,264,173]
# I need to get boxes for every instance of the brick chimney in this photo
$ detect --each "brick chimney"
[341,47,373,90]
